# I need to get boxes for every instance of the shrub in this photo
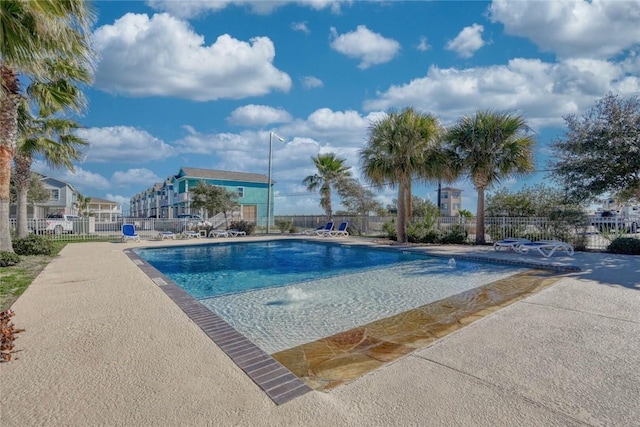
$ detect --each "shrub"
[607,237,640,255]
[12,234,55,256]
[229,220,255,235]
[0,251,20,267]
[382,220,397,241]
[439,226,467,244]
[275,219,292,233]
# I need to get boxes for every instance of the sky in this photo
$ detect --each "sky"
[31,0,640,215]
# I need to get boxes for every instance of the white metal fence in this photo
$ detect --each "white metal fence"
[7,215,639,251]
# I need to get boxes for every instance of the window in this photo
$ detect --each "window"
[49,189,59,201]
[453,203,461,210]
[237,187,244,198]
[452,192,460,198]
[441,203,448,210]
[443,193,449,199]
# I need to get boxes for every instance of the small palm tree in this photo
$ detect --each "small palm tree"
[360,108,451,242]
[75,194,92,217]
[0,0,95,251]
[14,102,87,237]
[446,110,535,244]
[303,153,352,220]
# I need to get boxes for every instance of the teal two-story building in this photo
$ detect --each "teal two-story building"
[129,167,273,226]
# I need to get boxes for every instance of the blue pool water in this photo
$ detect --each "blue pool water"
[135,240,428,299]
[136,240,526,353]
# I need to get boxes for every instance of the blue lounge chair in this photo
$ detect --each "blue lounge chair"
[328,222,349,237]
[122,224,140,242]
[315,221,334,236]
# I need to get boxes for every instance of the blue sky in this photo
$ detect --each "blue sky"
[32,0,640,215]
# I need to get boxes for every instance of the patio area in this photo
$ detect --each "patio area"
[1,236,639,426]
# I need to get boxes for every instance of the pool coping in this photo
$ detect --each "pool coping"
[124,249,312,405]
[124,239,581,405]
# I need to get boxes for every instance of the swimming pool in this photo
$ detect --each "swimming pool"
[135,240,526,354]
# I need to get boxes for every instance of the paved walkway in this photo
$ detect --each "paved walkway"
[1,237,639,426]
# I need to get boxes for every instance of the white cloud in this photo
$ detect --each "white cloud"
[489,0,640,59]
[329,25,401,69]
[279,108,377,146]
[445,24,485,58]
[93,13,291,101]
[76,126,175,163]
[301,76,324,89]
[111,168,162,187]
[291,21,311,34]
[363,58,640,129]
[227,105,293,127]
[146,0,347,18]
[417,36,431,52]
[104,193,131,207]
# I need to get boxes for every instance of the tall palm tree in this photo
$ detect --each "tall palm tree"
[360,107,450,243]
[14,101,87,237]
[303,153,352,220]
[0,0,95,251]
[446,110,535,244]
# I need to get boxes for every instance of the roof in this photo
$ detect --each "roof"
[439,187,462,192]
[178,167,269,184]
[87,197,119,205]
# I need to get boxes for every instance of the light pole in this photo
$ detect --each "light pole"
[266,131,284,234]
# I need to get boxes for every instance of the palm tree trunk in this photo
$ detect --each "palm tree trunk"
[406,179,412,219]
[475,186,486,244]
[396,178,407,242]
[0,65,21,252]
[14,154,32,238]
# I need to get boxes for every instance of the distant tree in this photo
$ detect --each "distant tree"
[75,194,91,217]
[335,178,382,216]
[190,182,238,223]
[458,209,474,218]
[486,185,580,217]
[550,93,640,203]
[446,110,535,244]
[411,196,439,218]
[303,153,352,220]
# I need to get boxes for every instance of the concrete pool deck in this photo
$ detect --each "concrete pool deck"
[1,236,639,426]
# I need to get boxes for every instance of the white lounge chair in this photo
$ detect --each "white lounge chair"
[158,231,176,240]
[181,230,201,239]
[493,238,530,251]
[121,224,140,242]
[300,225,324,235]
[227,229,246,237]
[209,230,228,238]
[516,240,574,257]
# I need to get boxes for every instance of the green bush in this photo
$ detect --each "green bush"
[382,220,397,241]
[229,220,255,235]
[439,226,467,244]
[275,219,292,233]
[12,234,55,256]
[0,251,20,267]
[607,237,640,255]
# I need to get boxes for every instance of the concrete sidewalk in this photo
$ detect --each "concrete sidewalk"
[1,238,639,426]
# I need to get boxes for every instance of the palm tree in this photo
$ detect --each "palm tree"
[14,102,87,237]
[360,108,450,242]
[303,153,352,220]
[74,194,91,218]
[0,0,95,251]
[446,110,535,244]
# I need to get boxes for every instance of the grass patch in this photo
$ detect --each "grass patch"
[0,242,66,312]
